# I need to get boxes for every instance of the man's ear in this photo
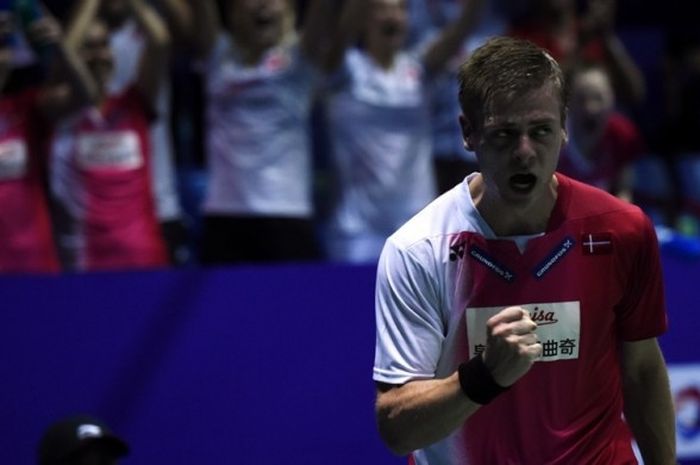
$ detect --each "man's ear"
[561,127,569,145]
[459,114,475,151]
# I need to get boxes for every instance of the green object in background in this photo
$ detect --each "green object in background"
[677,214,700,237]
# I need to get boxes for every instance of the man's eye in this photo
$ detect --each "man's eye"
[533,126,553,137]
[494,130,512,139]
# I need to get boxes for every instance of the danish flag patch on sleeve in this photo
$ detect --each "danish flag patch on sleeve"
[581,233,613,255]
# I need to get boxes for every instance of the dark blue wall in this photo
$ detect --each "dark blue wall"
[1,256,698,465]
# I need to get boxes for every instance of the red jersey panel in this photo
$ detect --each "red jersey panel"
[452,177,665,464]
[0,90,59,273]
[50,87,167,271]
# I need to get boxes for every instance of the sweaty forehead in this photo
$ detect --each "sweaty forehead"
[483,112,559,130]
[482,84,562,127]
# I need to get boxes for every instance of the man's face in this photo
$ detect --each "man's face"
[229,0,289,50]
[569,68,614,138]
[365,0,408,53]
[464,82,566,208]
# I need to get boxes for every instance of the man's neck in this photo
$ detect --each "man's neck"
[469,174,559,237]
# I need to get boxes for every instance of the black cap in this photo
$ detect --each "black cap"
[38,415,129,465]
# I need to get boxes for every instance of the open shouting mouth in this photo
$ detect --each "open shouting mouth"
[509,173,538,193]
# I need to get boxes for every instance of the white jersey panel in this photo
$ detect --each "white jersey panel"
[203,34,318,217]
[374,175,489,384]
[325,49,437,261]
[107,20,181,221]
[49,118,88,269]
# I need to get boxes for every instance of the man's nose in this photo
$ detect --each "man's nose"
[513,135,536,164]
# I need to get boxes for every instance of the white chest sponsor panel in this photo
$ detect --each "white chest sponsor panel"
[76,131,143,171]
[0,139,28,180]
[466,301,581,362]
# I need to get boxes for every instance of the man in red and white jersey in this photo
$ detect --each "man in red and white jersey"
[373,37,676,465]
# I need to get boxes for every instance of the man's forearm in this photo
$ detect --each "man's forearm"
[623,344,676,465]
[376,373,481,455]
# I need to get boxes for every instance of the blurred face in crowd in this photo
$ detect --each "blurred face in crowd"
[99,0,130,29]
[80,21,114,91]
[364,0,408,56]
[569,67,614,140]
[463,81,566,209]
[228,0,294,51]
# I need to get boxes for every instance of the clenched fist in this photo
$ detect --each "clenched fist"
[482,306,542,387]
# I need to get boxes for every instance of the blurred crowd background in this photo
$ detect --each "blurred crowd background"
[2,0,700,275]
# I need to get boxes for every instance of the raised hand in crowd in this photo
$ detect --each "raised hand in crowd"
[578,0,646,106]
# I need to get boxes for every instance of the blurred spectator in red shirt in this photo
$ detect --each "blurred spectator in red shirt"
[48,0,171,271]
[0,4,92,274]
[558,63,645,200]
[66,0,193,265]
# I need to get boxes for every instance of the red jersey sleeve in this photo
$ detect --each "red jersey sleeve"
[615,213,668,340]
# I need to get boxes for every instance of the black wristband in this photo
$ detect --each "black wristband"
[458,355,510,405]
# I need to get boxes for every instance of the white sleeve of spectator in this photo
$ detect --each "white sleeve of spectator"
[148,116,181,220]
[205,33,230,73]
[373,237,445,385]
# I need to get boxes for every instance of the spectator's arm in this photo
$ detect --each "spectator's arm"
[34,10,98,120]
[130,0,170,106]
[301,0,366,72]
[151,0,193,45]
[64,0,100,52]
[422,0,488,75]
[579,0,646,106]
[600,34,646,107]
[187,0,220,59]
